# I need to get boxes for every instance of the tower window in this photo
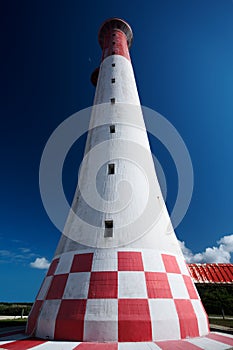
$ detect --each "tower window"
[112,63,115,67]
[110,98,115,104]
[112,33,116,37]
[108,163,115,175]
[110,125,115,133]
[112,42,115,45]
[111,78,115,83]
[108,163,115,174]
[112,51,115,55]
[104,220,113,238]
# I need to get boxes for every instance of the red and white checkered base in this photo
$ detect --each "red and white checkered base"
[26,249,209,342]
[1,332,233,349]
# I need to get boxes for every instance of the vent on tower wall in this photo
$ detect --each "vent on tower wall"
[104,220,113,237]
[112,63,115,67]
[111,78,115,83]
[110,98,115,104]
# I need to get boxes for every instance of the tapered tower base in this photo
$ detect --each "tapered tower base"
[27,248,209,342]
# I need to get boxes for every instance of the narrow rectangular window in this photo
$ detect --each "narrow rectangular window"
[111,78,115,83]
[105,220,113,237]
[110,98,115,104]
[112,63,115,67]
[112,41,115,45]
[112,51,115,55]
[108,163,115,174]
[110,125,115,133]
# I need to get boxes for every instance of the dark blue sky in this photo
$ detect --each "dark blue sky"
[1,0,233,301]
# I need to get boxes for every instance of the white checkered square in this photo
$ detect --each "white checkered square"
[34,342,80,349]
[191,299,209,336]
[63,272,90,299]
[54,252,74,275]
[37,276,53,300]
[149,299,180,341]
[92,250,117,271]
[142,250,166,272]
[167,273,189,299]
[118,272,147,298]
[176,256,190,276]
[84,299,118,341]
[35,299,61,339]
[187,337,228,350]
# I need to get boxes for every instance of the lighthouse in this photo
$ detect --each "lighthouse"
[27,18,210,343]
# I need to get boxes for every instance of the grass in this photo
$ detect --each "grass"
[209,317,233,328]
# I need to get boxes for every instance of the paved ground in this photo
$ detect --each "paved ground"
[0,332,233,349]
[0,316,27,320]
[0,325,26,336]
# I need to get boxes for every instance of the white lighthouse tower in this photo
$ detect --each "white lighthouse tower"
[27,18,210,343]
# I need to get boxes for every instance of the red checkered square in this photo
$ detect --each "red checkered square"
[55,299,86,340]
[175,299,199,338]
[155,340,201,349]
[145,272,172,298]
[47,258,59,276]
[71,253,93,273]
[118,252,144,271]
[118,299,152,342]
[88,272,117,299]
[183,275,199,299]
[26,300,43,335]
[46,274,68,300]
[162,254,181,274]
[75,344,118,349]
[2,340,47,349]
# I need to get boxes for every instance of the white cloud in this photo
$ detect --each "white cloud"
[179,234,233,264]
[0,245,38,264]
[0,250,12,257]
[19,247,31,253]
[30,257,50,270]
[218,235,233,252]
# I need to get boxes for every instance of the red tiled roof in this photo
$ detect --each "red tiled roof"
[187,263,233,284]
